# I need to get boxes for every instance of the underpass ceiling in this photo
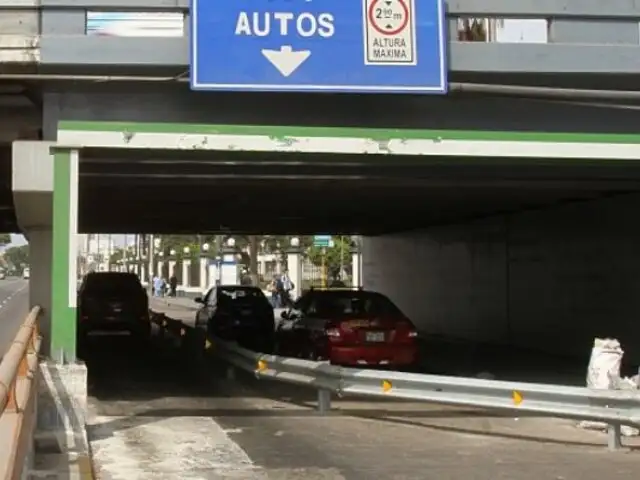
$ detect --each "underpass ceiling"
[78,153,640,234]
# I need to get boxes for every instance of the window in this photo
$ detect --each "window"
[83,272,141,294]
[313,291,402,316]
[205,288,216,306]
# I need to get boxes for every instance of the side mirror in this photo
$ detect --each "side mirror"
[280,310,289,320]
[194,296,204,304]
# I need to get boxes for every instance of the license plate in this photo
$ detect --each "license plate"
[365,331,385,342]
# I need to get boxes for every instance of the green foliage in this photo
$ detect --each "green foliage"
[306,236,352,271]
[0,234,11,246]
[3,244,29,268]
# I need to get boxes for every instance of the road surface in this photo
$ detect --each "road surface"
[0,278,29,358]
[85,305,640,479]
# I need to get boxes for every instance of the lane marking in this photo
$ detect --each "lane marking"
[0,281,28,311]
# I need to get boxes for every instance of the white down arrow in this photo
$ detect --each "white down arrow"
[261,46,311,77]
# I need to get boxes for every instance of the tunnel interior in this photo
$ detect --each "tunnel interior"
[74,145,640,378]
[78,147,640,235]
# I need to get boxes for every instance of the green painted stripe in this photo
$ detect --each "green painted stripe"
[57,121,640,144]
[51,150,76,362]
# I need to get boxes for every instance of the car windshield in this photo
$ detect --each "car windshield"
[83,273,141,294]
[313,291,402,316]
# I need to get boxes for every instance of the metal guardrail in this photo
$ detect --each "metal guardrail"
[210,335,640,452]
[0,306,42,480]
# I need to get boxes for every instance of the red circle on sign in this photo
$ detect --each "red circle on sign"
[368,0,410,36]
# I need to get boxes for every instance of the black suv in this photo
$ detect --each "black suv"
[77,271,151,340]
[195,285,275,353]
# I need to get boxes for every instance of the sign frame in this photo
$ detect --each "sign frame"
[189,0,448,94]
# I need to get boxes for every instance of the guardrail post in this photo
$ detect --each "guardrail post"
[316,388,331,414]
[607,424,622,451]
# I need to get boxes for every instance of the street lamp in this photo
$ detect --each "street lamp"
[183,246,191,255]
[290,236,300,248]
[153,238,161,249]
[170,249,176,257]
[226,237,236,248]
[202,242,210,253]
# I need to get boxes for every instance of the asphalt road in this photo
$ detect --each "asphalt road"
[0,277,29,359]
[84,307,640,480]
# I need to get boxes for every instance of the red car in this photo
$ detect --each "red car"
[274,288,419,368]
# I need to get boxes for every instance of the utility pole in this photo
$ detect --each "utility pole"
[249,235,259,285]
[148,233,155,288]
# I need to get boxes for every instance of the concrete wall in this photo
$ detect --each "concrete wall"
[363,194,640,364]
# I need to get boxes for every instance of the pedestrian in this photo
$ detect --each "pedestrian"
[169,274,178,297]
[153,275,164,297]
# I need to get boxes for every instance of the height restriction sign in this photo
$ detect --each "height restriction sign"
[363,0,417,65]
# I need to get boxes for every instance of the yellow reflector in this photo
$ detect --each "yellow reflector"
[257,360,268,371]
[205,339,212,349]
[382,380,392,393]
[513,390,523,405]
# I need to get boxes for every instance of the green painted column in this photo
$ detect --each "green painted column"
[51,148,79,363]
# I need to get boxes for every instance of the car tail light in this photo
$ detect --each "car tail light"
[325,321,344,341]
[395,320,418,341]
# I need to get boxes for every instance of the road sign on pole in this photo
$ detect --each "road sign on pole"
[190,0,447,94]
[313,235,332,247]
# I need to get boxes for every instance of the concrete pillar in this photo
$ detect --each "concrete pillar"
[286,249,302,300]
[182,259,191,288]
[351,248,362,287]
[140,263,147,283]
[208,263,218,288]
[28,229,53,355]
[12,141,56,357]
[220,251,238,285]
[168,259,176,278]
[156,260,163,278]
[199,256,208,291]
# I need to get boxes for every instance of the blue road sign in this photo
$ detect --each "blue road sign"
[190,0,447,94]
[313,235,332,247]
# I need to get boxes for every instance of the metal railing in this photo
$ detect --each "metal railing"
[2,0,640,75]
[0,306,42,480]
[211,335,640,452]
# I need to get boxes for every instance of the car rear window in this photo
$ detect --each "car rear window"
[83,273,142,294]
[218,286,269,307]
[313,291,402,316]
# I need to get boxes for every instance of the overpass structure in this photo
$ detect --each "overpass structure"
[1,0,640,476]
[2,0,640,404]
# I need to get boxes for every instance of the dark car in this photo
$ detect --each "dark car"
[194,285,275,353]
[274,288,419,368]
[77,271,150,340]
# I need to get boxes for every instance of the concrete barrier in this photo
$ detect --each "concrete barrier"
[32,362,94,479]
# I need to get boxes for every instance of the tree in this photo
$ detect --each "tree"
[0,234,10,247]
[306,236,353,279]
[3,244,29,269]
